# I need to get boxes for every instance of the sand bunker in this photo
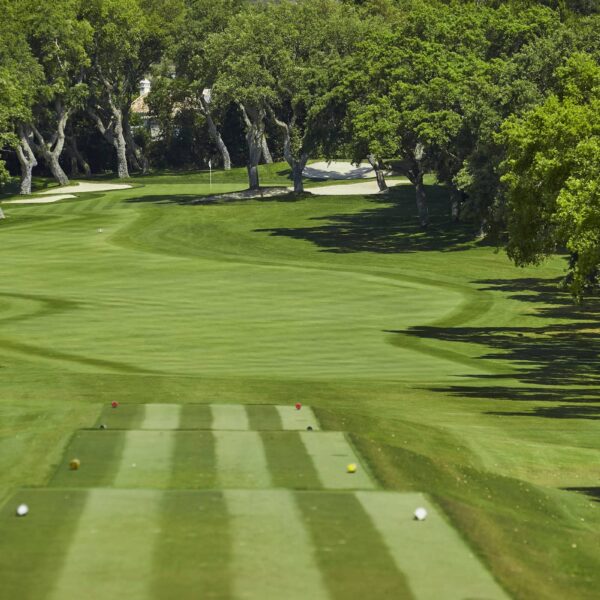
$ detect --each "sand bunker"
[37,181,132,195]
[307,180,410,196]
[195,187,291,203]
[303,161,389,180]
[3,194,77,204]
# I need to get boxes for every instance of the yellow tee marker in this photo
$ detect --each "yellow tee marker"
[70,458,81,471]
[347,463,357,474]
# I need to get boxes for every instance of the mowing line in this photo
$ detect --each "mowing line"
[168,432,218,489]
[211,404,249,430]
[179,404,213,429]
[295,491,414,599]
[49,489,162,600]
[225,490,329,600]
[260,431,322,489]
[276,405,320,430]
[140,404,182,430]
[49,431,127,488]
[0,489,89,600]
[151,491,232,599]
[96,404,146,429]
[356,492,509,600]
[113,431,176,488]
[300,432,375,490]
[214,431,272,488]
[246,404,283,430]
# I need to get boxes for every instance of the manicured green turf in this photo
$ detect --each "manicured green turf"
[0,488,507,600]
[94,403,319,430]
[1,164,599,598]
[49,427,374,490]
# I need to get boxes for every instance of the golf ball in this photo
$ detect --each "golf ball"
[414,507,428,521]
[347,463,357,474]
[16,504,29,517]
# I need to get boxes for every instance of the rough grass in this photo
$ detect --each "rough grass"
[0,163,599,598]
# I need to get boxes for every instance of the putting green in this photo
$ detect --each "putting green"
[0,488,508,600]
[95,404,319,431]
[49,429,375,490]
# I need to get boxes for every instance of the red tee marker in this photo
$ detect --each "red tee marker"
[295,403,302,410]
[111,401,119,409]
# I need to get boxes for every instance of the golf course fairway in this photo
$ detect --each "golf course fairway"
[0,165,598,599]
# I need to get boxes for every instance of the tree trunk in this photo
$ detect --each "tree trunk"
[114,116,130,179]
[204,107,231,170]
[415,176,429,228]
[450,188,461,222]
[66,137,91,177]
[367,154,388,191]
[30,101,71,186]
[30,103,71,186]
[16,127,37,195]
[239,103,264,190]
[261,134,273,164]
[292,154,308,193]
[247,165,260,190]
[47,154,70,186]
[270,110,307,193]
[109,108,130,179]
[123,109,149,173]
[89,107,130,179]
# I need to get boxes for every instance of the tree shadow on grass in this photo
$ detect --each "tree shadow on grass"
[563,487,600,502]
[393,277,600,418]
[255,185,483,253]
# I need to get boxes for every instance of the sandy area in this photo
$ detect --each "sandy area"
[195,187,290,203]
[37,181,132,195]
[3,194,77,204]
[303,161,390,180]
[306,180,410,196]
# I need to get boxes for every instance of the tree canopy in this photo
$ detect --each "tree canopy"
[0,0,598,294]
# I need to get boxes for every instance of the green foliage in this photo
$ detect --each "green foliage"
[0,1,42,184]
[500,54,600,296]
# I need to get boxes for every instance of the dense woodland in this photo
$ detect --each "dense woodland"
[1,0,599,294]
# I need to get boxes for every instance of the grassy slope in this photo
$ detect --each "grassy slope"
[0,164,598,598]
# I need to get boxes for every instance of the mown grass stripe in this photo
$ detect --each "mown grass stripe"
[113,431,176,488]
[261,431,322,489]
[246,405,282,430]
[0,489,89,600]
[140,404,182,430]
[211,405,249,430]
[49,431,127,487]
[214,431,271,488]
[168,432,218,489]
[179,404,213,429]
[356,492,509,600]
[296,491,414,600]
[225,490,329,600]
[277,406,320,431]
[151,491,232,599]
[49,489,162,600]
[95,404,146,430]
[300,432,375,489]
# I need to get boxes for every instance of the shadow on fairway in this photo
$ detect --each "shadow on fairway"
[256,185,482,254]
[390,277,600,417]
[563,487,600,502]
